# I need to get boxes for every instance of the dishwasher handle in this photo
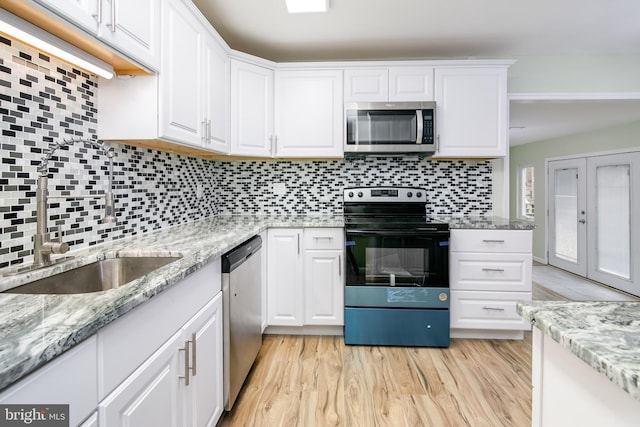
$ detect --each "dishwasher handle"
[222,235,262,273]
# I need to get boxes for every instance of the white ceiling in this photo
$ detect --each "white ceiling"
[193,0,640,146]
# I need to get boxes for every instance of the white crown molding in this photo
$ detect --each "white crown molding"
[509,92,640,101]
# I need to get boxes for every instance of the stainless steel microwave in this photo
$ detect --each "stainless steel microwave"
[344,102,436,156]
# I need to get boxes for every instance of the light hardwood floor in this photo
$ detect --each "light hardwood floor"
[219,335,532,427]
[220,266,632,427]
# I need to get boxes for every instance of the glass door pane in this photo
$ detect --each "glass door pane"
[554,168,579,262]
[595,164,630,279]
[548,158,587,277]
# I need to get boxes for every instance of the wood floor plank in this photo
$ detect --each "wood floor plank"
[219,335,531,427]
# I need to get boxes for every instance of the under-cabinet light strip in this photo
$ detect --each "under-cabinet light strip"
[0,9,114,79]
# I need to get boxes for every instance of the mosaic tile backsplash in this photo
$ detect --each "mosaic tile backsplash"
[0,38,492,268]
[214,158,492,216]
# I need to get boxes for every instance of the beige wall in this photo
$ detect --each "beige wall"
[509,120,640,261]
[507,54,640,93]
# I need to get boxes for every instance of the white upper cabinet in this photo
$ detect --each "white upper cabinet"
[34,0,160,71]
[389,67,435,101]
[161,0,228,151]
[203,32,229,153]
[160,0,203,146]
[33,0,100,34]
[344,69,388,102]
[99,0,229,154]
[274,69,343,158]
[97,0,161,71]
[344,67,434,102]
[433,67,508,158]
[230,59,274,157]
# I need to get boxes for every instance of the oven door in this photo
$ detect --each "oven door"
[345,229,449,288]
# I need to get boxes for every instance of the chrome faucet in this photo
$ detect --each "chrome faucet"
[31,137,117,268]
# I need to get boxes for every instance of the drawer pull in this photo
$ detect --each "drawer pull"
[482,239,505,243]
[482,268,505,272]
[482,307,505,312]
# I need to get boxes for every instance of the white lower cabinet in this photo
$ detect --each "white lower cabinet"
[183,295,224,427]
[267,228,304,325]
[99,329,183,427]
[450,229,533,339]
[304,250,343,325]
[0,337,98,427]
[267,228,344,329]
[80,412,98,427]
[99,293,223,427]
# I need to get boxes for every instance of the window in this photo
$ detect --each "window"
[519,165,535,220]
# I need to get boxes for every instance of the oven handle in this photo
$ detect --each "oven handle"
[345,229,450,236]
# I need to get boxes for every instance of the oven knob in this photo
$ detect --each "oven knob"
[407,192,413,198]
[439,292,448,302]
[416,191,422,198]
[348,191,354,198]
[357,192,363,197]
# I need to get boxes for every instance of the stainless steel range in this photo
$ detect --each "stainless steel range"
[343,186,450,347]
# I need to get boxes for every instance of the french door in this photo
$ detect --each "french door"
[548,153,640,296]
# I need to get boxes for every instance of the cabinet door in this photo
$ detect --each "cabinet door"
[0,337,98,427]
[160,0,204,147]
[99,330,183,427]
[99,0,160,70]
[343,69,388,102]
[433,67,507,158]
[274,69,343,158]
[304,250,344,325]
[183,293,224,427]
[230,60,274,157]
[202,31,229,154]
[34,0,99,34]
[389,67,434,101]
[267,228,303,326]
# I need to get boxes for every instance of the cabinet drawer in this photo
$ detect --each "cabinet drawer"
[450,229,532,253]
[450,290,531,330]
[304,228,344,250]
[450,252,532,292]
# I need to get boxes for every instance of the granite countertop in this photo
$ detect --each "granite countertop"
[517,301,640,402]
[0,213,528,392]
[0,215,343,392]
[441,215,535,230]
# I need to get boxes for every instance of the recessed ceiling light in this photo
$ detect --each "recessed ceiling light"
[286,0,329,14]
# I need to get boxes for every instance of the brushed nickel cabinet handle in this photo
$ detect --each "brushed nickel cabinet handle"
[482,268,505,272]
[482,239,505,243]
[179,340,190,386]
[191,332,197,376]
[338,255,342,277]
[482,307,505,312]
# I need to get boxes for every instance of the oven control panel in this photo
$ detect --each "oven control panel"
[344,187,427,203]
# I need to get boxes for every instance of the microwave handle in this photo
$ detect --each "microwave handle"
[416,110,423,144]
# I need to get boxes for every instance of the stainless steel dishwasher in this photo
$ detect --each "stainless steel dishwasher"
[221,235,263,411]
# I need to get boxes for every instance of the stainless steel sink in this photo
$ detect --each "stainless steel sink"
[3,256,183,294]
